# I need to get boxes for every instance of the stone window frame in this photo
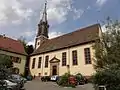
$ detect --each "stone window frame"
[84,48,91,64]
[72,50,78,65]
[62,52,67,66]
[38,57,42,68]
[32,58,36,69]
[45,55,49,68]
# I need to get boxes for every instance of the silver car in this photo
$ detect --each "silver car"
[4,80,18,90]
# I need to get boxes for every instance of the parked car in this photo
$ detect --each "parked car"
[75,73,88,85]
[4,80,19,90]
[8,74,24,89]
[26,75,33,81]
[19,77,27,83]
[0,80,19,90]
[50,75,59,81]
[0,80,7,90]
[41,76,50,82]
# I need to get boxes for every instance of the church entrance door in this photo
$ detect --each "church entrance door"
[49,57,60,76]
[52,65,57,75]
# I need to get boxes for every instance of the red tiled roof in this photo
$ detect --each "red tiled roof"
[0,36,27,55]
[32,24,101,55]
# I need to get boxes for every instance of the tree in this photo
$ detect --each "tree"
[92,19,120,90]
[17,36,27,52]
[0,54,13,80]
[26,45,34,55]
[93,19,120,70]
[18,37,34,77]
[92,64,120,90]
[0,54,13,68]
[17,37,34,55]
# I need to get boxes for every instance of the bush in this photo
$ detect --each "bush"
[75,73,87,85]
[92,64,120,90]
[57,73,77,87]
[57,73,70,86]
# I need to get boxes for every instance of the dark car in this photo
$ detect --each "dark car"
[41,76,50,82]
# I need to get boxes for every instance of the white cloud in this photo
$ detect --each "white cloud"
[21,31,35,37]
[27,40,35,46]
[42,0,73,24]
[0,0,33,25]
[47,7,67,24]
[0,0,74,25]
[0,0,79,44]
[73,8,84,20]
[96,0,108,7]
[49,31,63,39]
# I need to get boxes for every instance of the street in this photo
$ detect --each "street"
[24,80,94,90]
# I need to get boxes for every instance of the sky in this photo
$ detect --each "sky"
[0,0,120,45]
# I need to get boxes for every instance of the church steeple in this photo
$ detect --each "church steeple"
[35,1,49,49]
[37,1,49,38]
[41,2,47,23]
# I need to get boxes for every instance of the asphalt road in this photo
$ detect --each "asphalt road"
[24,80,94,90]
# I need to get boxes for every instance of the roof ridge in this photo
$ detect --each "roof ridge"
[0,35,19,42]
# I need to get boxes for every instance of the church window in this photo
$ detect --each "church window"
[45,56,49,68]
[62,52,67,66]
[84,48,91,64]
[32,58,36,69]
[38,57,42,68]
[72,50,78,65]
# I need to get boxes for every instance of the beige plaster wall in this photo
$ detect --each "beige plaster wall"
[30,42,95,77]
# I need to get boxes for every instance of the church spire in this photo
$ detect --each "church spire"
[35,1,49,49]
[41,1,47,22]
[37,1,49,38]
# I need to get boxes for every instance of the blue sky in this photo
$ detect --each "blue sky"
[0,0,120,45]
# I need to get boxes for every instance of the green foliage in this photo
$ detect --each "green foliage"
[26,45,34,55]
[75,73,84,83]
[93,19,120,70]
[0,54,13,68]
[92,64,120,90]
[57,73,77,88]
[92,19,120,90]
[57,73,70,86]
[18,37,34,55]
[0,54,13,80]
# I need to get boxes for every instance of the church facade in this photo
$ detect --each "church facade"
[29,3,102,77]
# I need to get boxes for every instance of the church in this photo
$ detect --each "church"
[29,3,102,78]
